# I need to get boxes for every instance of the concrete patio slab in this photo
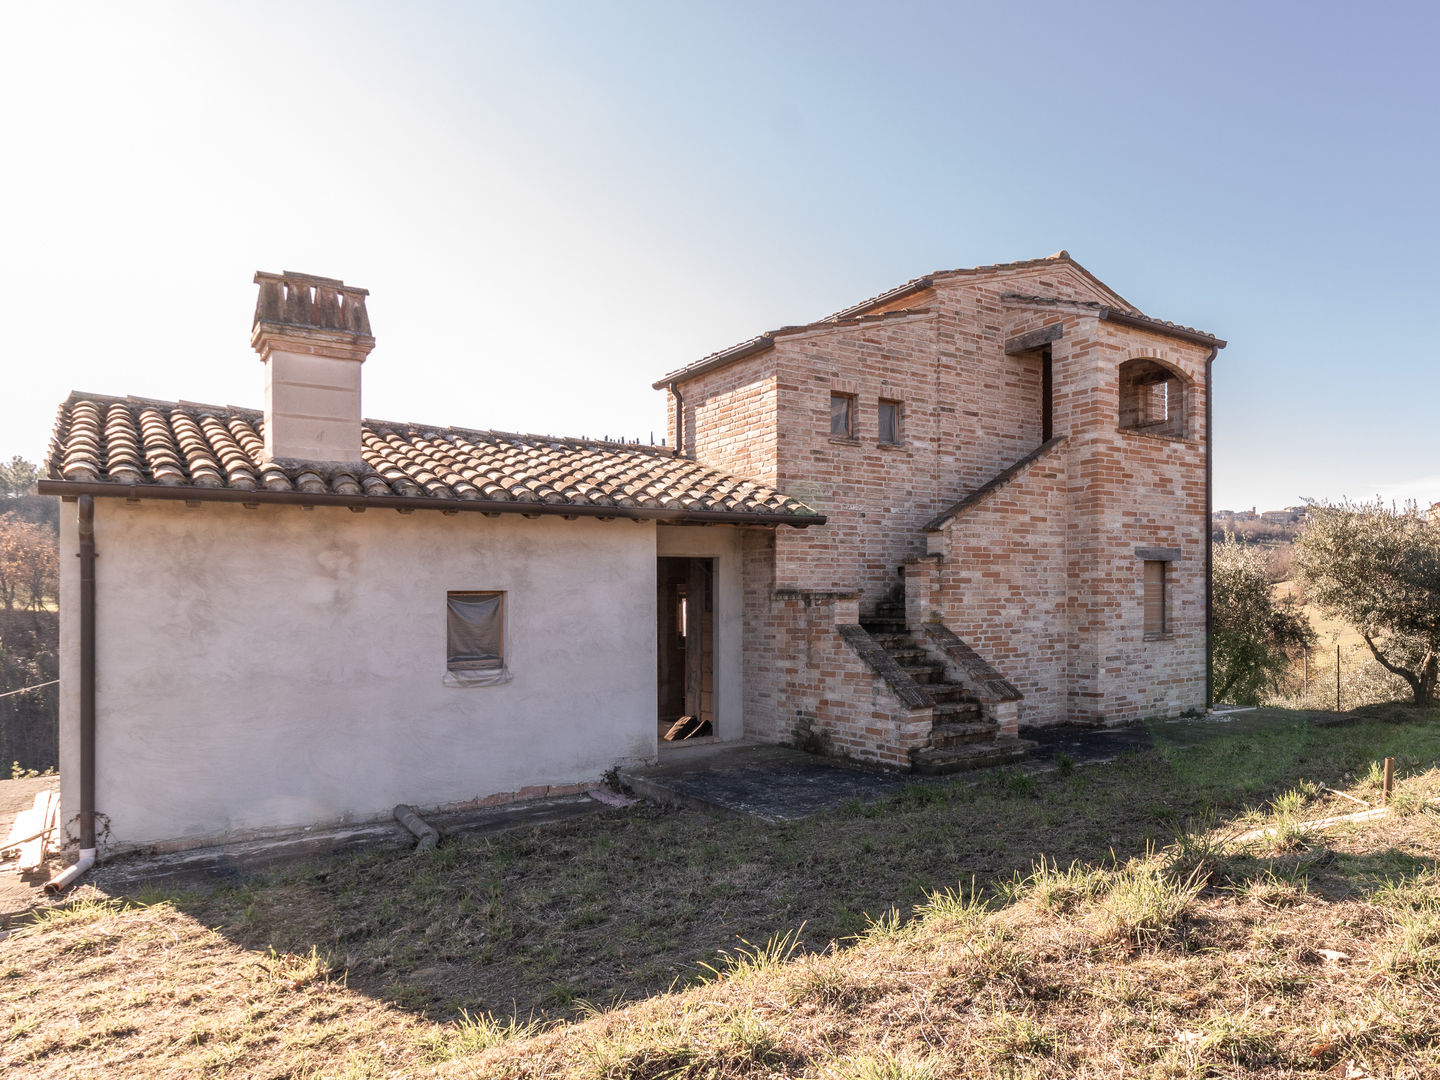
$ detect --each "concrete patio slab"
[619,712,1313,822]
[618,743,919,823]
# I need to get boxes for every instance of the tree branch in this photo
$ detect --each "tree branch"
[1361,632,1421,694]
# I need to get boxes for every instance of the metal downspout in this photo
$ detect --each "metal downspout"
[668,380,686,457]
[46,495,97,893]
[1204,347,1217,710]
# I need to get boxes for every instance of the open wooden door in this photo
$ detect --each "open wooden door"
[657,556,714,741]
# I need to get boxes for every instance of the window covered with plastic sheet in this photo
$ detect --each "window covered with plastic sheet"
[445,591,511,686]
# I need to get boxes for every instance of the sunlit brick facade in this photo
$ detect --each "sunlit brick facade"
[660,253,1222,764]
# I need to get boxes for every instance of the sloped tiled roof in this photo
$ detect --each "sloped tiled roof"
[825,250,1136,320]
[650,306,934,390]
[653,251,1223,388]
[39,393,823,526]
[1001,294,1225,347]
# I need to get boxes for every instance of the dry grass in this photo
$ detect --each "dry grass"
[1274,579,1365,650]
[2,710,1438,1077]
[458,805,1440,1079]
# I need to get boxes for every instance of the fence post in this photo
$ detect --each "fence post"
[1383,757,1394,805]
[1335,643,1341,712]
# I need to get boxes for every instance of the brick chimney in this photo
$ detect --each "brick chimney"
[251,270,375,463]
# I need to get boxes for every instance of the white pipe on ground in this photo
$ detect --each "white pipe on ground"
[44,848,96,895]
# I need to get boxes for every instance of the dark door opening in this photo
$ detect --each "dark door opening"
[1041,344,1053,442]
[657,556,714,741]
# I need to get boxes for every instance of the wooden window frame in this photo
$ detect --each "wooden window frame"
[877,399,902,446]
[1143,561,1167,638]
[830,392,856,439]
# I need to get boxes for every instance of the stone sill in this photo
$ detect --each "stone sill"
[1115,427,1199,446]
[772,588,861,601]
[828,436,861,446]
[1143,633,1175,642]
[876,441,909,452]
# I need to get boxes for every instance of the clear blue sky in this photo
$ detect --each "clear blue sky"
[2,1,1436,511]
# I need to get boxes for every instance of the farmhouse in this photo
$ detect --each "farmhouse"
[40,254,1223,855]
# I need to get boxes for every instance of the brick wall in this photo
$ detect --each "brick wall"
[922,440,1071,727]
[772,313,946,601]
[741,528,927,766]
[1061,323,1210,724]
[677,257,1214,748]
[666,353,780,485]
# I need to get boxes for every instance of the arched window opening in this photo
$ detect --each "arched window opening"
[1118,358,1186,439]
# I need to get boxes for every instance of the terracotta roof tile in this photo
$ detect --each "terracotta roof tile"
[43,393,822,525]
[652,251,1220,389]
[1000,294,1225,347]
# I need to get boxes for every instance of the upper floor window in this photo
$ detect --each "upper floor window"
[830,393,855,438]
[878,399,902,445]
[1118,358,1186,439]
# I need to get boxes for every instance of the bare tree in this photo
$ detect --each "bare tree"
[0,513,58,612]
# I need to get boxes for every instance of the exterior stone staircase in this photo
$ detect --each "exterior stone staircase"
[860,600,1035,774]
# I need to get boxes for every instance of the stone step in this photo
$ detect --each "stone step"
[902,663,948,684]
[928,684,976,705]
[861,620,907,635]
[884,647,930,665]
[869,632,913,650]
[910,737,1037,776]
[931,701,982,724]
[927,720,995,747]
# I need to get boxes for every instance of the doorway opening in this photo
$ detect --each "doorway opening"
[657,556,715,742]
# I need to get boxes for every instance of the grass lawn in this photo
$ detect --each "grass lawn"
[2,707,1438,1077]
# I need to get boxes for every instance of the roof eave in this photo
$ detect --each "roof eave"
[651,335,775,391]
[826,275,934,321]
[36,478,827,528]
[1099,309,1227,350]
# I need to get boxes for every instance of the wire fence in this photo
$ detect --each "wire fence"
[0,679,58,701]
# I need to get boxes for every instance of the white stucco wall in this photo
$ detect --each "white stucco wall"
[59,499,658,850]
[655,525,745,741]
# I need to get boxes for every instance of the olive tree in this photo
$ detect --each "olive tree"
[1212,533,1314,704]
[1293,499,1440,706]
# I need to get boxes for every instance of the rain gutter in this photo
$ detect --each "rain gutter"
[37,480,826,528]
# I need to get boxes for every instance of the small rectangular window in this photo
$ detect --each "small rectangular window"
[830,393,855,437]
[446,591,511,686]
[1143,561,1167,636]
[878,399,901,445]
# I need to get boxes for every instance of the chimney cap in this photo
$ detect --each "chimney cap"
[252,269,373,338]
[254,269,369,297]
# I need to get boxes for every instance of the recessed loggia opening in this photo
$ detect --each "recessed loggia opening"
[657,557,715,742]
[1118,357,1187,439]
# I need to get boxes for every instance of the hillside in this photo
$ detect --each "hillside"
[2,710,1437,1078]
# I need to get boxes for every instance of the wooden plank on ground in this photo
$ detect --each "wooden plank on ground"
[41,789,60,860]
[17,791,58,871]
[6,798,42,863]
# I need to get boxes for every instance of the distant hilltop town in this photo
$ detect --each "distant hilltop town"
[1211,506,1307,545]
[1212,506,1309,527]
